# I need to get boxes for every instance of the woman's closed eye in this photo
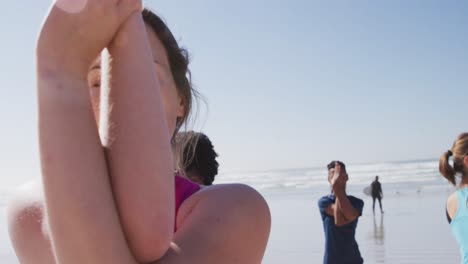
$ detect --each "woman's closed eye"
[87,67,101,89]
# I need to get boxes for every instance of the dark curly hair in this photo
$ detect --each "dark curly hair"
[177,132,219,185]
[327,161,346,173]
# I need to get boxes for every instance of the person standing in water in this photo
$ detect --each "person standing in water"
[371,176,384,214]
[440,133,468,264]
[318,161,364,264]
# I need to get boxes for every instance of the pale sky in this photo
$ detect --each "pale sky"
[0,0,467,187]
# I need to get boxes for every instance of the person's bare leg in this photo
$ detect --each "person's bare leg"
[372,196,376,214]
[379,197,383,213]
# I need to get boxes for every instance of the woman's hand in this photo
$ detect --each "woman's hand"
[37,0,142,78]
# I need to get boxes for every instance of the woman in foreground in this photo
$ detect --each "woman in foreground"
[7,0,270,263]
[440,133,468,264]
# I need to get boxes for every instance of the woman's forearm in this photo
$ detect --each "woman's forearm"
[38,72,137,264]
[102,12,174,262]
[36,1,149,263]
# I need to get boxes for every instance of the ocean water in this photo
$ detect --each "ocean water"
[0,159,448,205]
[215,159,452,195]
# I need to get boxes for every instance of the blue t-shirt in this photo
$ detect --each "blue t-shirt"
[318,194,364,264]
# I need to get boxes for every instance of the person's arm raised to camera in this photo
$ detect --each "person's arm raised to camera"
[37,1,140,263]
[332,164,360,224]
[334,190,360,224]
[100,12,175,262]
[325,202,348,226]
[323,164,348,226]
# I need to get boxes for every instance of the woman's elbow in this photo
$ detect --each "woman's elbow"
[128,219,173,263]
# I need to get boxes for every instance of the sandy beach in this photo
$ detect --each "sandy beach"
[0,0,466,262]
[262,186,459,264]
[0,183,461,263]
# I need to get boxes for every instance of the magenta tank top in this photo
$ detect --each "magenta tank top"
[174,175,201,231]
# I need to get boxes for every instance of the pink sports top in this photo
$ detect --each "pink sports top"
[174,175,201,231]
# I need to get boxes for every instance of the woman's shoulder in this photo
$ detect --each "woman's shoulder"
[447,191,458,205]
[174,183,271,262]
[447,192,458,220]
[179,183,270,223]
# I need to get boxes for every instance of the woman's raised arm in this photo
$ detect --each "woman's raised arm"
[99,12,176,262]
[37,1,140,263]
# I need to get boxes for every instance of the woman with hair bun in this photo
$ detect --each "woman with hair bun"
[440,133,468,264]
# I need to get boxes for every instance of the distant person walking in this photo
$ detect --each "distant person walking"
[318,161,364,264]
[371,176,384,214]
[440,133,468,264]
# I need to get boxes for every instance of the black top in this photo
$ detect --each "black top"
[447,207,452,224]
[371,180,382,197]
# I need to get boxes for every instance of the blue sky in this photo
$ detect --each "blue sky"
[0,1,467,187]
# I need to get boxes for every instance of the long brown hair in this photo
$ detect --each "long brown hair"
[142,9,199,134]
[439,133,468,185]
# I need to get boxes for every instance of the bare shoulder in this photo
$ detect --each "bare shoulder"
[198,183,269,208]
[447,192,458,219]
[177,183,271,231]
[171,184,271,264]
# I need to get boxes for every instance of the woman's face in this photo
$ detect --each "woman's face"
[87,25,185,134]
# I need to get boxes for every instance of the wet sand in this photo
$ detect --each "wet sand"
[261,187,460,263]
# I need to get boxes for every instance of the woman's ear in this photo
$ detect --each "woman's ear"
[464,155,468,170]
[176,95,185,119]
